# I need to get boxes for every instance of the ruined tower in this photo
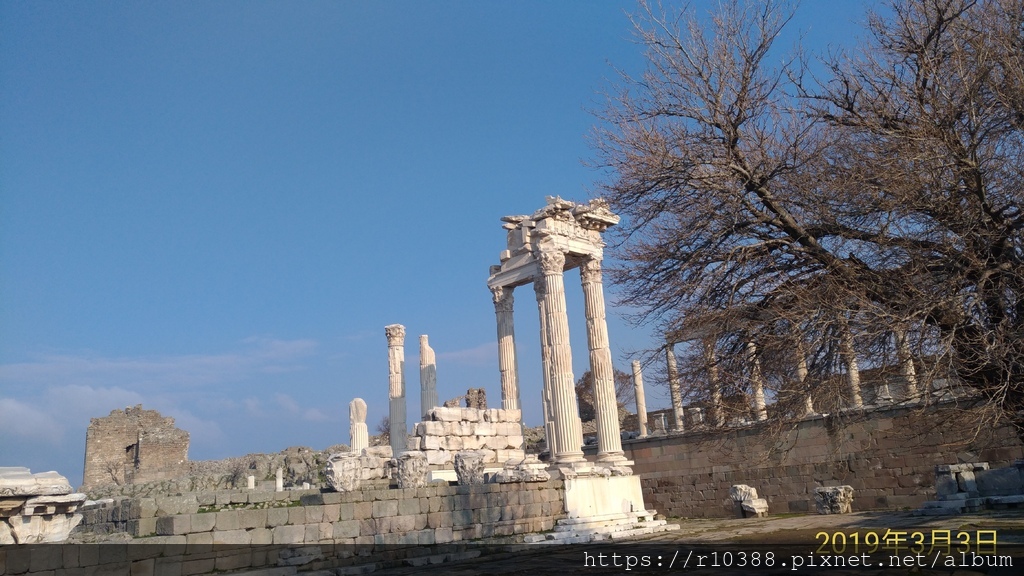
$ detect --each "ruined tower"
[81,405,189,490]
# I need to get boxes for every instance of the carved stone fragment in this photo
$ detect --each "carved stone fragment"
[395,452,429,488]
[453,451,486,485]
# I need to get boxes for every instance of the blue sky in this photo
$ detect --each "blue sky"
[1,1,874,487]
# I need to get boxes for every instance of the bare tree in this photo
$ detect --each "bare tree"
[595,0,1023,437]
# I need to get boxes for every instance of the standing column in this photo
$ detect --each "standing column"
[491,286,521,411]
[535,282,560,457]
[793,341,815,417]
[385,324,407,457]
[665,343,685,432]
[580,258,625,462]
[702,338,724,427]
[838,317,864,408]
[350,398,369,452]
[536,249,584,464]
[631,360,648,438]
[894,327,919,399]
[745,341,768,421]
[419,335,438,418]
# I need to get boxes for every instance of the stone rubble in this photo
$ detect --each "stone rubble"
[412,406,525,467]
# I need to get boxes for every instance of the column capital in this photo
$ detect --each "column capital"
[385,324,406,345]
[536,249,566,275]
[491,286,514,312]
[579,257,603,283]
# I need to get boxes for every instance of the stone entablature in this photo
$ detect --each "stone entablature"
[82,405,189,490]
[409,407,525,467]
[1,467,86,543]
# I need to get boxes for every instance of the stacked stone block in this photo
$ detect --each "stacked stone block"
[68,480,566,574]
[411,407,525,467]
[619,403,1024,519]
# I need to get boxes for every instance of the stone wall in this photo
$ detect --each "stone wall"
[410,407,525,467]
[59,480,565,574]
[82,405,189,491]
[617,404,1024,518]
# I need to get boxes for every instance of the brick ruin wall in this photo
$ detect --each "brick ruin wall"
[82,405,189,491]
[617,403,1024,518]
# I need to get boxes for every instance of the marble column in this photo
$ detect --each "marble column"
[492,286,521,411]
[702,339,725,427]
[793,341,815,416]
[385,324,407,457]
[631,360,648,438]
[419,335,438,419]
[894,328,919,399]
[665,343,685,431]
[275,468,283,492]
[838,318,864,408]
[536,249,584,463]
[745,341,768,421]
[349,398,368,452]
[535,282,560,457]
[580,258,626,462]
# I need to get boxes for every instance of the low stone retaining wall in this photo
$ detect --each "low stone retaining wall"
[619,404,1024,519]
[30,480,566,575]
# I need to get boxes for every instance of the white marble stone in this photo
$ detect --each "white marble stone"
[419,335,439,418]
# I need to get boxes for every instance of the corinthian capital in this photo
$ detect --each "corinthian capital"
[579,257,603,283]
[384,324,406,345]
[491,286,515,313]
[535,249,566,275]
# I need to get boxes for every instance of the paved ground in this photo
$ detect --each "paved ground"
[367,511,1024,575]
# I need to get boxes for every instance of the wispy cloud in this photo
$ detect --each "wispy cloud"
[0,338,318,390]
[436,342,497,366]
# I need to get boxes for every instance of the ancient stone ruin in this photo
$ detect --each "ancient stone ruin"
[0,467,86,543]
[82,405,189,490]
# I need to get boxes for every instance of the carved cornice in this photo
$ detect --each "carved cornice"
[491,286,515,313]
[579,258,603,283]
[384,324,406,345]
[535,249,566,275]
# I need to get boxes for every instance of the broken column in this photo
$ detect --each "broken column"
[536,248,584,464]
[631,360,648,438]
[794,340,815,417]
[385,324,407,458]
[703,338,725,427]
[395,452,429,488]
[745,341,769,421]
[419,335,438,419]
[454,451,486,485]
[580,257,626,463]
[349,398,368,452]
[838,317,864,408]
[666,342,685,432]
[275,467,283,492]
[492,286,521,411]
[324,453,362,492]
[895,327,919,399]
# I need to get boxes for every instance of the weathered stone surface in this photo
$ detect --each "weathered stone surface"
[742,498,768,517]
[324,453,361,492]
[396,452,429,488]
[729,485,758,502]
[494,454,551,483]
[814,485,854,514]
[82,405,189,490]
[0,468,73,497]
[454,451,486,485]
[0,468,86,543]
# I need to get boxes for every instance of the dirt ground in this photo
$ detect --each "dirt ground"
[367,510,1024,575]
